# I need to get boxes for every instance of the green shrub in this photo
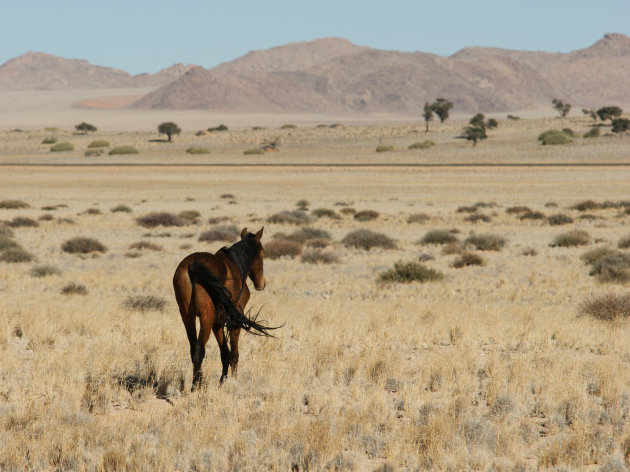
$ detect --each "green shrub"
[464,234,506,251]
[50,142,75,152]
[186,147,210,154]
[178,210,201,223]
[353,210,379,222]
[562,128,577,137]
[265,239,302,260]
[376,145,395,152]
[109,146,139,155]
[378,261,443,283]
[408,140,435,150]
[61,283,88,296]
[0,247,33,263]
[198,225,240,242]
[84,149,102,157]
[342,229,396,250]
[301,248,339,264]
[583,127,600,138]
[41,137,57,144]
[407,213,430,224]
[88,139,110,148]
[0,200,29,209]
[579,294,630,321]
[538,130,572,145]
[61,237,107,254]
[122,295,166,312]
[111,204,132,213]
[420,230,458,245]
[208,124,228,132]
[244,147,265,155]
[267,210,313,225]
[550,230,590,247]
[453,252,484,268]
[311,208,341,219]
[30,264,61,277]
[136,212,187,228]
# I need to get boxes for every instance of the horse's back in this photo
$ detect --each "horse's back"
[173,252,226,316]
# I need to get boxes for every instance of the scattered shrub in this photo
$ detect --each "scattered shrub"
[30,264,61,277]
[83,208,101,215]
[342,229,396,250]
[538,130,572,145]
[178,210,201,223]
[6,216,39,228]
[123,295,166,312]
[442,242,464,255]
[583,127,600,138]
[0,200,29,209]
[311,208,341,219]
[376,145,395,152]
[464,234,506,251]
[280,124,297,129]
[579,294,630,321]
[550,230,591,247]
[50,142,75,152]
[199,225,240,242]
[208,216,231,224]
[186,147,210,154]
[88,140,110,148]
[129,241,162,251]
[506,206,531,215]
[136,212,187,228]
[109,146,139,155]
[61,237,107,254]
[243,147,265,155]
[456,206,478,213]
[354,210,379,222]
[506,115,520,120]
[84,149,102,157]
[220,193,235,199]
[61,282,88,295]
[285,227,331,243]
[547,213,574,225]
[41,137,57,144]
[522,248,538,256]
[296,199,310,210]
[265,239,302,259]
[408,140,435,150]
[378,261,443,283]
[208,124,228,132]
[111,204,132,213]
[586,251,630,284]
[420,230,458,245]
[305,238,329,248]
[618,235,630,249]
[340,207,356,215]
[0,247,33,263]
[267,210,313,225]
[0,235,19,251]
[464,213,491,223]
[562,128,577,137]
[301,248,339,264]
[0,224,14,237]
[75,122,97,133]
[520,211,545,221]
[407,213,430,224]
[571,200,601,212]
[453,252,484,268]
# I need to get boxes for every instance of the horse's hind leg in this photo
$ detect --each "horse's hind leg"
[213,324,230,384]
[229,328,241,377]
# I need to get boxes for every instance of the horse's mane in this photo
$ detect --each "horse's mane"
[221,233,257,283]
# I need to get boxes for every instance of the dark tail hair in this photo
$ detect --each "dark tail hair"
[188,261,278,336]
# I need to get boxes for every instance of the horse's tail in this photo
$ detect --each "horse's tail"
[188,261,278,337]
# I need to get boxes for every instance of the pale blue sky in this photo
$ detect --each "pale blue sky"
[1,0,628,74]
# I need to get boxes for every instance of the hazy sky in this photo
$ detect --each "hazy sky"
[2,0,628,74]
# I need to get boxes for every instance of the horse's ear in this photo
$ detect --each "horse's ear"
[255,227,264,243]
[241,228,248,240]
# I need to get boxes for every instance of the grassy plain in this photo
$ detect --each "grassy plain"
[1,116,630,471]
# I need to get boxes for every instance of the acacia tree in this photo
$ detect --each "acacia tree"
[611,118,630,135]
[581,109,597,122]
[432,98,453,123]
[462,113,498,146]
[158,122,181,142]
[552,99,571,118]
[422,102,434,133]
[75,122,97,134]
[596,106,623,122]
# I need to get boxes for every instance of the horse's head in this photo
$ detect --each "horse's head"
[242,227,266,291]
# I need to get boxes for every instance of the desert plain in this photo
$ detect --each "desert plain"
[1,105,630,471]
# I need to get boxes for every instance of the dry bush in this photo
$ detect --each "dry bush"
[0,247,33,263]
[456,206,478,213]
[522,247,538,256]
[264,239,302,259]
[82,208,101,215]
[129,241,162,251]
[420,230,458,245]
[61,282,88,295]
[550,230,591,248]
[284,227,331,244]
[581,247,618,266]
[453,252,484,268]
[0,200,29,209]
[6,216,39,228]
[61,237,107,254]
[29,264,61,277]
[311,208,341,220]
[519,211,545,221]
[442,242,464,255]
[122,295,166,313]
[301,248,339,264]
[207,216,231,225]
[547,213,574,225]
[198,225,239,243]
[178,210,201,223]
[0,224,14,237]
[84,149,102,157]
[571,200,602,212]
[464,233,506,251]
[464,213,491,223]
[353,210,380,222]
[506,206,531,215]
[339,207,356,215]
[378,261,443,283]
[407,213,430,224]
[38,214,54,221]
[267,210,313,225]
[136,212,187,228]
[186,147,210,154]
[579,294,630,321]
[408,140,435,150]
[586,251,630,284]
[0,234,18,251]
[376,145,395,152]
[342,230,396,250]
[244,147,265,155]
[305,238,329,248]
[618,235,630,249]
[111,204,132,213]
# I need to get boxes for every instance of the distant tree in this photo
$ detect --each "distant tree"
[158,122,181,142]
[431,98,453,124]
[462,113,498,146]
[596,106,623,122]
[552,99,571,118]
[75,122,97,134]
[261,136,280,151]
[581,109,597,121]
[422,102,434,133]
[611,118,630,135]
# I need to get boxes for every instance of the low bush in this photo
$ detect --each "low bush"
[339,207,356,215]
[178,210,201,223]
[38,214,53,221]
[354,210,379,222]
[88,140,110,148]
[0,234,18,251]
[220,193,235,199]
[50,142,74,152]
[129,241,162,251]
[109,146,139,155]
[408,140,435,150]
[61,282,88,295]
[547,214,574,225]
[296,199,310,210]
[579,294,630,321]
[111,204,132,213]
[198,225,240,242]
[464,234,506,251]
[0,247,33,263]
[571,200,601,212]
[456,206,478,213]
[61,237,107,254]
[84,149,102,157]
[0,200,29,209]
[587,251,630,284]
[453,252,484,268]
[311,208,341,219]
[301,248,339,264]
[122,295,166,313]
[267,210,313,225]
[280,124,297,129]
[6,216,39,228]
[265,239,302,259]
[208,124,228,132]
[208,216,231,224]
[442,242,464,255]
[243,148,265,155]
[618,235,630,249]
[342,229,396,250]
[284,227,331,243]
[522,248,538,256]
[407,213,430,224]
[420,230,458,245]
[136,212,188,228]
[0,224,14,237]
[305,238,329,248]
[506,206,531,215]
[562,128,577,137]
[186,147,210,154]
[83,208,101,215]
[520,211,545,221]
[378,261,443,283]
[376,145,395,153]
[581,247,618,266]
[41,137,57,144]
[583,127,600,138]
[538,130,572,145]
[464,213,491,223]
[550,230,591,247]
[30,264,61,277]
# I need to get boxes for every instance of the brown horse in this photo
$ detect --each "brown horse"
[173,227,276,388]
